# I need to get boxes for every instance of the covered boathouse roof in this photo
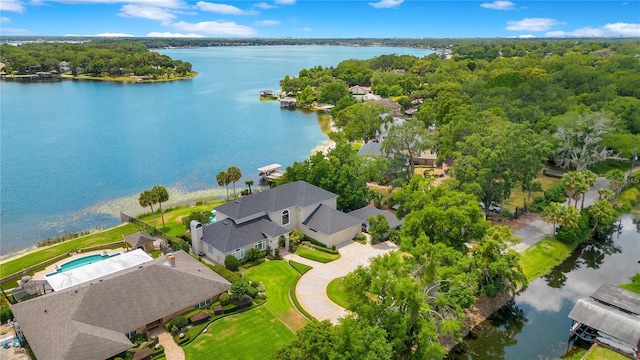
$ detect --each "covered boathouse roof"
[568,284,640,349]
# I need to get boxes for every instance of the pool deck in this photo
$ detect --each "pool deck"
[31,248,128,282]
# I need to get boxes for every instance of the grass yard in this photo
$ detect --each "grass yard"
[295,246,340,263]
[326,278,349,308]
[519,236,574,281]
[503,173,562,210]
[289,260,313,275]
[140,201,224,238]
[585,345,631,360]
[183,306,295,360]
[244,260,308,331]
[0,223,140,279]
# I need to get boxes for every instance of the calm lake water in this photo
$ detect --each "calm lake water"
[450,215,640,360]
[0,45,433,256]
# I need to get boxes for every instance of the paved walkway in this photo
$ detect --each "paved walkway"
[284,241,399,324]
[512,166,640,252]
[149,327,185,360]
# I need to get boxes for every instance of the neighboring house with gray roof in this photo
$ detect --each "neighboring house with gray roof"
[191,181,362,264]
[11,251,230,360]
[348,206,403,232]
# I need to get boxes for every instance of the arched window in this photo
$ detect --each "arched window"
[282,209,290,226]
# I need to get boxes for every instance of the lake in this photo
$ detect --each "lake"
[449,215,640,360]
[0,45,433,256]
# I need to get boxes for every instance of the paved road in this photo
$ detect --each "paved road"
[284,241,398,324]
[513,166,639,252]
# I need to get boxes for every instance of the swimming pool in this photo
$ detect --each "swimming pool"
[46,253,121,276]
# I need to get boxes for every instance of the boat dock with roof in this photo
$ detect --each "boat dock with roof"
[258,163,284,180]
[568,283,640,358]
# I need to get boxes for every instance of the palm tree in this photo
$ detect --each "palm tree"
[245,179,254,194]
[605,169,625,195]
[562,171,581,207]
[559,205,580,229]
[541,202,563,235]
[217,171,230,200]
[597,188,613,200]
[138,190,154,213]
[580,170,598,210]
[226,166,242,197]
[152,185,169,228]
[589,200,616,231]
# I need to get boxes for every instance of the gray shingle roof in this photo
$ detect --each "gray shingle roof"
[124,232,157,248]
[202,216,289,253]
[302,204,362,235]
[215,181,337,220]
[11,251,230,360]
[568,297,640,346]
[348,206,403,229]
[357,142,383,157]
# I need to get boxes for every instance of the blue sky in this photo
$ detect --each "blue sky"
[1,0,639,38]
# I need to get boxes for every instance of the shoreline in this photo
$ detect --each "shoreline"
[2,72,197,83]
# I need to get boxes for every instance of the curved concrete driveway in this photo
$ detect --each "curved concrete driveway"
[285,241,398,324]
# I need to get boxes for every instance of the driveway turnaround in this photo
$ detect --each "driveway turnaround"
[285,241,399,324]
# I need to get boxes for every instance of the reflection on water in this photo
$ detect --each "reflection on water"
[449,215,639,360]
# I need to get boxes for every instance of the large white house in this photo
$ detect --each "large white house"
[191,180,362,264]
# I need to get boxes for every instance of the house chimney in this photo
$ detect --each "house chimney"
[166,253,176,267]
[190,220,203,257]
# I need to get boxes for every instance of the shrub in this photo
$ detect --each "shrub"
[169,315,188,331]
[301,241,339,254]
[0,306,12,324]
[545,183,567,203]
[247,286,259,299]
[230,281,251,300]
[224,254,240,271]
[219,293,231,306]
[529,195,547,212]
[353,232,367,244]
[556,212,589,245]
[204,263,242,283]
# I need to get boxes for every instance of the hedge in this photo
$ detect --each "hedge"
[301,241,338,254]
[202,262,242,283]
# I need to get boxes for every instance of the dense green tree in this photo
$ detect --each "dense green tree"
[394,176,489,251]
[181,211,212,229]
[381,119,431,177]
[541,202,563,235]
[296,85,316,105]
[229,281,251,300]
[471,226,527,297]
[367,214,391,244]
[317,80,349,105]
[335,103,387,142]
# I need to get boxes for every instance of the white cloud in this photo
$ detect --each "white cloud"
[0,0,25,12]
[303,27,310,31]
[546,22,640,37]
[195,1,256,15]
[94,32,134,37]
[368,0,403,9]
[119,5,176,23]
[254,19,279,26]
[254,2,274,9]
[480,1,515,10]
[172,20,257,36]
[147,31,204,37]
[40,0,187,9]
[506,18,560,31]
[2,27,31,35]
[518,34,535,38]
[604,22,640,36]
[1,16,11,23]
[274,0,295,4]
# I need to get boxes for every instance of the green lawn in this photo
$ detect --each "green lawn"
[0,223,140,279]
[326,278,349,308]
[295,246,340,263]
[503,173,562,210]
[289,260,313,275]
[585,346,631,360]
[519,236,574,281]
[140,200,224,237]
[243,260,308,331]
[183,306,295,360]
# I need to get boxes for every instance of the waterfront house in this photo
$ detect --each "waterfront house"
[260,89,274,97]
[191,181,362,264]
[59,61,71,74]
[349,85,372,96]
[280,98,296,109]
[568,284,640,358]
[11,251,231,360]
